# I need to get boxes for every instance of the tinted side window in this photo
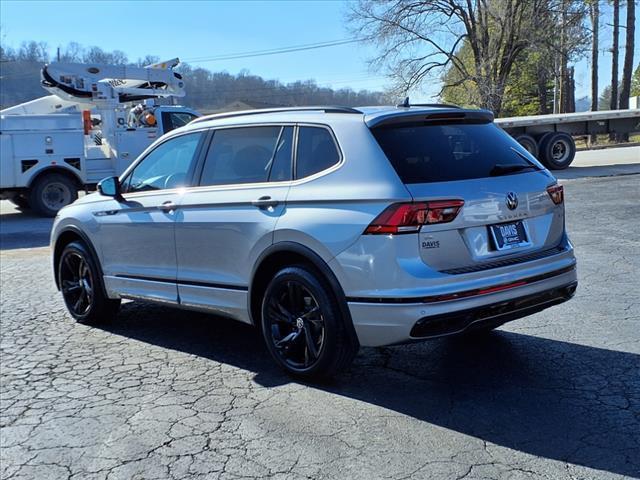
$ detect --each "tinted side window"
[200,126,287,186]
[269,126,293,182]
[296,127,340,179]
[372,123,539,184]
[123,132,202,193]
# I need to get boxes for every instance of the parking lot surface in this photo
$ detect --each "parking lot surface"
[1,173,639,480]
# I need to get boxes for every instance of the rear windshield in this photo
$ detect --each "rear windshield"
[372,123,540,184]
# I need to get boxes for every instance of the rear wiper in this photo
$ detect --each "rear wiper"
[490,164,536,176]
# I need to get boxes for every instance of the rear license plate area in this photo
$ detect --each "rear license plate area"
[489,221,530,251]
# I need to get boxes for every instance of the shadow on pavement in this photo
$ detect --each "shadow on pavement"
[0,209,53,250]
[100,301,640,478]
[555,163,640,180]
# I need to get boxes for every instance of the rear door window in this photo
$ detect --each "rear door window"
[199,126,292,186]
[295,126,340,179]
[371,123,540,184]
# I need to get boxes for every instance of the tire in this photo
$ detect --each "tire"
[260,265,359,379]
[57,241,120,325]
[514,134,539,159]
[8,194,30,210]
[538,132,576,170]
[29,173,78,217]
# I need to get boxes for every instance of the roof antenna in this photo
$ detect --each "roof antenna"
[397,96,410,108]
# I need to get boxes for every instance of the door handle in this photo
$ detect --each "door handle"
[251,196,279,209]
[158,201,176,212]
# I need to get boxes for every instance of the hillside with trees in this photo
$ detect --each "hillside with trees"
[0,41,390,111]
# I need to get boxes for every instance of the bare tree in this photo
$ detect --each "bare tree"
[610,0,620,110]
[349,0,542,114]
[589,0,599,112]
[619,0,635,109]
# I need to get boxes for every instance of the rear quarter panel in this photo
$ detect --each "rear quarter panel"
[274,117,411,262]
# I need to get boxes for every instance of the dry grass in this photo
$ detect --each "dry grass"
[574,133,640,150]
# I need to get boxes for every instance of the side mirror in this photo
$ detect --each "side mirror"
[97,176,122,200]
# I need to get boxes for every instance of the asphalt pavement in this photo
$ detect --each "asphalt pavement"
[1,150,639,479]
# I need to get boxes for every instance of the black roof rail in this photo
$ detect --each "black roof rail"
[191,106,361,124]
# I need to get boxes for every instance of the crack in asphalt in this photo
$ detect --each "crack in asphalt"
[1,176,639,479]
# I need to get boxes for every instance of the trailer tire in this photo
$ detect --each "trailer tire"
[539,132,576,170]
[29,173,78,217]
[514,134,539,158]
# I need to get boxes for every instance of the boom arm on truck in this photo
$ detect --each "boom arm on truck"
[1,59,199,216]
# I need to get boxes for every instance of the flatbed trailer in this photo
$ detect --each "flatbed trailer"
[496,109,640,169]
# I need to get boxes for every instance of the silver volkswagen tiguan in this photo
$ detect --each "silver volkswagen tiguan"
[52,105,577,378]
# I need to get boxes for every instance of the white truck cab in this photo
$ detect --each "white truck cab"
[0,59,199,216]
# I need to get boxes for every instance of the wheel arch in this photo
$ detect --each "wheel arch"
[249,241,359,347]
[53,226,104,294]
[27,165,83,189]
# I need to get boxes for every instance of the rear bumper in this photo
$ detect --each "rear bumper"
[347,264,577,347]
[409,281,577,338]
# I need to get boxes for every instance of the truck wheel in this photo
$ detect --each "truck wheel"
[29,173,78,217]
[514,134,539,158]
[539,132,576,170]
[9,194,31,210]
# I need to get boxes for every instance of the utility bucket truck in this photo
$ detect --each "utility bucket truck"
[0,59,199,216]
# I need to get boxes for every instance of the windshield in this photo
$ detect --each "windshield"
[372,122,542,184]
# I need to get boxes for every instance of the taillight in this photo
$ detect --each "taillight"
[547,184,564,205]
[364,200,464,235]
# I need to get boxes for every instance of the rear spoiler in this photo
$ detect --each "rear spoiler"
[366,109,494,129]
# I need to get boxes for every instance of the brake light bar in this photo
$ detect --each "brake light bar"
[546,184,564,205]
[364,200,464,235]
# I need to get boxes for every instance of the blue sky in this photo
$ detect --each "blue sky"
[1,0,638,102]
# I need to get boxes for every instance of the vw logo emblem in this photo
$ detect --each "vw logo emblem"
[505,192,518,210]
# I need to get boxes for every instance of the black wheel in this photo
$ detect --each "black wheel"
[29,173,78,217]
[8,194,30,210]
[539,132,576,170]
[261,266,359,379]
[58,241,120,324]
[514,134,539,159]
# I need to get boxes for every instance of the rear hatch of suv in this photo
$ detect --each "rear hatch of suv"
[368,112,565,273]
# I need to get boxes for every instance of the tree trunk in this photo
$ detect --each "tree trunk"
[567,66,575,113]
[538,65,550,114]
[610,0,620,110]
[559,0,569,113]
[618,0,635,141]
[609,0,620,141]
[589,0,599,145]
[590,1,599,112]
[619,0,635,109]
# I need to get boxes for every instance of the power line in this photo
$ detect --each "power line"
[182,38,361,64]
